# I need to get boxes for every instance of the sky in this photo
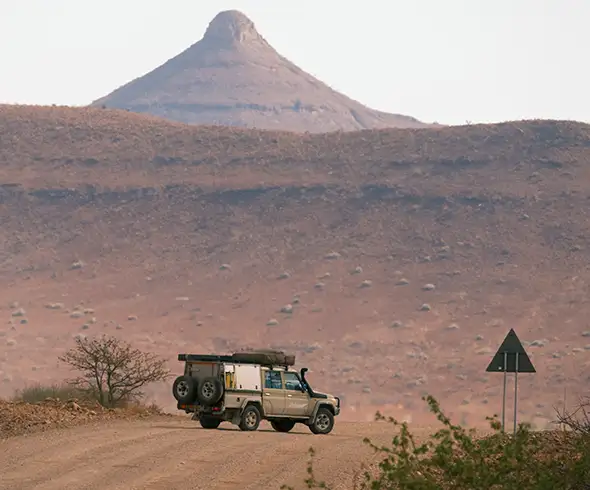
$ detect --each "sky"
[1,0,588,126]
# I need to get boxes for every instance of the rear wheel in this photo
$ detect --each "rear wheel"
[309,408,334,435]
[271,420,296,433]
[199,416,221,429]
[239,405,261,431]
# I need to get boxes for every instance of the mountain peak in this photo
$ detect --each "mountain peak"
[91,10,429,132]
[203,10,263,47]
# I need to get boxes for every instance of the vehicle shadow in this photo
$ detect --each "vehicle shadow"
[150,424,315,435]
[217,427,313,435]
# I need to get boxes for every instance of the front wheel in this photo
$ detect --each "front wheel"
[270,420,296,433]
[239,405,261,431]
[199,416,221,429]
[309,408,334,435]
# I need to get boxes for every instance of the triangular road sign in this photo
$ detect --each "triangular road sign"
[486,329,536,373]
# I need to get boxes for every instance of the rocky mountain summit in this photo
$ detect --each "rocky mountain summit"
[92,10,427,132]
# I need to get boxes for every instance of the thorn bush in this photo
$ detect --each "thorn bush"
[283,395,590,490]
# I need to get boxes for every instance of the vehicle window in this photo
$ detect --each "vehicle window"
[264,371,283,389]
[283,372,303,391]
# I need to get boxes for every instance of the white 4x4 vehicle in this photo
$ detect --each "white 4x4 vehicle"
[172,349,340,434]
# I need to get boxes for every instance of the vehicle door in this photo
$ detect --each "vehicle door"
[262,369,286,416]
[282,371,310,416]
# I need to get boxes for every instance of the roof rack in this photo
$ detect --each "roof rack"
[178,354,234,363]
[178,350,295,367]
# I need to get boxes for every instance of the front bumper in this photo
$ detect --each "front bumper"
[334,396,341,416]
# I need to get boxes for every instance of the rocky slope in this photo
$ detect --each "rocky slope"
[91,10,427,133]
[0,397,164,439]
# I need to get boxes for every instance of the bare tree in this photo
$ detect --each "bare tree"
[555,396,590,435]
[58,335,170,407]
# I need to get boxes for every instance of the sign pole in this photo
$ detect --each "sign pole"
[502,351,507,432]
[513,352,519,435]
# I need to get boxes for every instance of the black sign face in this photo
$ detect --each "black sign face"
[486,329,536,373]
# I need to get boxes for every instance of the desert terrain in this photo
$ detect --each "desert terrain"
[0,397,470,489]
[2,9,588,488]
[91,10,428,132]
[1,411,437,490]
[1,103,590,433]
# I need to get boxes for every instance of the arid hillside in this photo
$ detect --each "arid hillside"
[91,10,428,133]
[1,104,590,427]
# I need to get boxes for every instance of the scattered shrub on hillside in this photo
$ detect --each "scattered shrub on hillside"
[11,308,25,317]
[58,335,170,408]
[70,260,84,270]
[12,383,83,404]
[284,395,590,490]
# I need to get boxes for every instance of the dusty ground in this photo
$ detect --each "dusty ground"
[91,10,427,132]
[0,416,428,490]
[1,105,590,428]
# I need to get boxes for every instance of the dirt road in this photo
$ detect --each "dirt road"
[0,416,418,490]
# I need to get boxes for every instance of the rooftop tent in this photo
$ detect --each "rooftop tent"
[178,349,295,367]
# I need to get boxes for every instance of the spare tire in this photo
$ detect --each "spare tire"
[197,376,224,406]
[172,375,197,403]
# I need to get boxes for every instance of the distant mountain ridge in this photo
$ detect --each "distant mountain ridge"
[91,10,429,132]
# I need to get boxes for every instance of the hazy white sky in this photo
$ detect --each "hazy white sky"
[1,0,588,125]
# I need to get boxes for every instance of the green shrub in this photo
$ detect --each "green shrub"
[10,382,163,413]
[11,383,84,404]
[284,395,590,490]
